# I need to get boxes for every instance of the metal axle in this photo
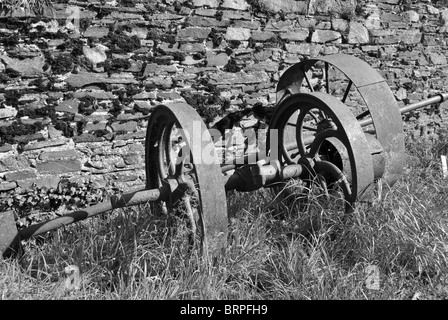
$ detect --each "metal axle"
[18,161,305,242]
[222,92,448,171]
[358,92,448,127]
[19,187,169,241]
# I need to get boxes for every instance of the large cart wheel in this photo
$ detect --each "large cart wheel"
[145,103,228,256]
[268,92,375,210]
[276,54,405,188]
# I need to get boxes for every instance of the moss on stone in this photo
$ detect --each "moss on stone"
[223,58,242,73]
[171,51,186,62]
[181,91,226,124]
[108,33,141,53]
[48,53,74,75]
[78,96,97,116]
[125,84,143,97]
[4,90,20,107]
[0,120,45,147]
[17,105,54,119]
[104,58,131,75]
[0,33,19,46]
[209,28,223,48]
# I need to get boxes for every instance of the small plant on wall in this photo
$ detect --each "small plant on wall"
[318,0,364,20]
[0,0,53,15]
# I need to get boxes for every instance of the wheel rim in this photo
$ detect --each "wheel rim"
[145,103,228,256]
[268,92,375,208]
[276,54,405,187]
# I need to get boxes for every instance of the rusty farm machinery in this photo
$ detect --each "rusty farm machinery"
[1,53,447,259]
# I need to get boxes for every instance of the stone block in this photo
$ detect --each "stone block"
[39,149,80,161]
[4,170,37,181]
[347,21,369,44]
[0,156,30,172]
[0,107,17,119]
[206,52,229,67]
[192,0,219,7]
[428,52,447,65]
[0,55,45,78]
[111,121,138,132]
[36,159,82,174]
[177,27,211,40]
[22,139,69,151]
[83,27,110,38]
[0,181,17,191]
[225,27,251,41]
[279,29,309,41]
[311,30,342,43]
[251,31,276,42]
[221,0,249,10]
[123,153,141,165]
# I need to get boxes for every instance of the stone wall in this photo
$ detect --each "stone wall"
[1,0,448,216]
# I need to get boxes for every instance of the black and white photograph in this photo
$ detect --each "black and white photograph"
[0,0,447,303]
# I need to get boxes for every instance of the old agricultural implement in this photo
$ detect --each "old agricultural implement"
[1,53,447,259]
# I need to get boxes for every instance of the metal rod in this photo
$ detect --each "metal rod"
[358,93,448,127]
[221,92,448,172]
[223,163,304,192]
[356,109,370,120]
[342,80,352,103]
[19,187,168,240]
[303,70,314,92]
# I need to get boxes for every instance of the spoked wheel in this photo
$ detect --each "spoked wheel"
[268,92,375,211]
[146,103,228,256]
[276,54,405,188]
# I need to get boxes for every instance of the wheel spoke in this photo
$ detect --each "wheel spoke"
[291,151,300,159]
[342,80,352,103]
[356,109,370,120]
[302,125,317,131]
[307,110,320,122]
[303,70,314,92]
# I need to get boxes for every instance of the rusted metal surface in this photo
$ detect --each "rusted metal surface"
[145,103,228,256]
[356,82,404,187]
[268,92,375,203]
[276,53,405,188]
[19,187,168,241]
[224,162,304,192]
[358,92,448,127]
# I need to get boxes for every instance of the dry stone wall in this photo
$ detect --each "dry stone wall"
[1,0,448,216]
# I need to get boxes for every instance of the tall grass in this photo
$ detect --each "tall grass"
[1,132,448,299]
